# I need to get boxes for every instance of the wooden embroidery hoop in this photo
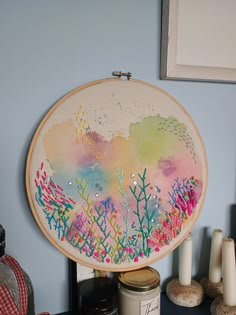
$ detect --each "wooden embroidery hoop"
[25,77,208,271]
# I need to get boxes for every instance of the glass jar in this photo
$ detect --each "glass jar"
[79,277,118,315]
[118,267,160,315]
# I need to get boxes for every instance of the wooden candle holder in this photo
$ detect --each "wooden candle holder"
[200,277,223,299]
[211,295,236,315]
[210,238,236,314]
[166,278,205,307]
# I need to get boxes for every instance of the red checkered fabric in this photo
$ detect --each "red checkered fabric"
[0,255,50,315]
[0,284,19,315]
[1,255,28,315]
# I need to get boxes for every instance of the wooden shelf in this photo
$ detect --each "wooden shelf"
[54,292,212,315]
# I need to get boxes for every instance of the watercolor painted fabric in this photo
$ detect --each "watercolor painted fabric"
[26,79,207,271]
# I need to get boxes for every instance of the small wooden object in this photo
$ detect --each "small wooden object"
[166,233,205,307]
[167,278,204,307]
[201,229,223,299]
[200,277,223,300]
[211,238,236,315]
[211,296,236,315]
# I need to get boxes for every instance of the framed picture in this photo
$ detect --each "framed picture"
[160,0,236,83]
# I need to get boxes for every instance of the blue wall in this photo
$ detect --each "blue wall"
[1,1,236,313]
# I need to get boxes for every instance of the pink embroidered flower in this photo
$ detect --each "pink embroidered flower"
[149,228,166,248]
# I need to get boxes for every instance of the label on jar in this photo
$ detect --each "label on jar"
[141,294,160,315]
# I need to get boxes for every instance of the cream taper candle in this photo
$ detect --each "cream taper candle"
[209,229,223,283]
[179,233,192,286]
[222,238,236,306]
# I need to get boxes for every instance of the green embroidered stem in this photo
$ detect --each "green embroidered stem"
[115,168,130,245]
[76,177,94,229]
[129,168,152,256]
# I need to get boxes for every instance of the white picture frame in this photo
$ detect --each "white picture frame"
[160,0,236,83]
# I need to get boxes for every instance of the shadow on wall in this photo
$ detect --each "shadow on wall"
[195,227,211,280]
[161,226,211,291]
[230,204,236,241]
[161,247,179,291]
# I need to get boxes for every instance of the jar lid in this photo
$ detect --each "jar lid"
[118,267,160,292]
[80,277,118,311]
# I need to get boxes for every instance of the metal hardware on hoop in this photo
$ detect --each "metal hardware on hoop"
[112,71,132,80]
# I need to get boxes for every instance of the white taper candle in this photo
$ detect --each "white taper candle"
[209,229,223,283]
[179,233,192,286]
[222,238,236,306]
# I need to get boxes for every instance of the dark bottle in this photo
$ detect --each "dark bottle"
[79,277,118,315]
[0,224,35,315]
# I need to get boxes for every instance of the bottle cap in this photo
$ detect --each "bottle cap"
[118,267,160,292]
[0,225,6,256]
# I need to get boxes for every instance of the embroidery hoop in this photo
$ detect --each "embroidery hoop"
[25,77,208,271]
